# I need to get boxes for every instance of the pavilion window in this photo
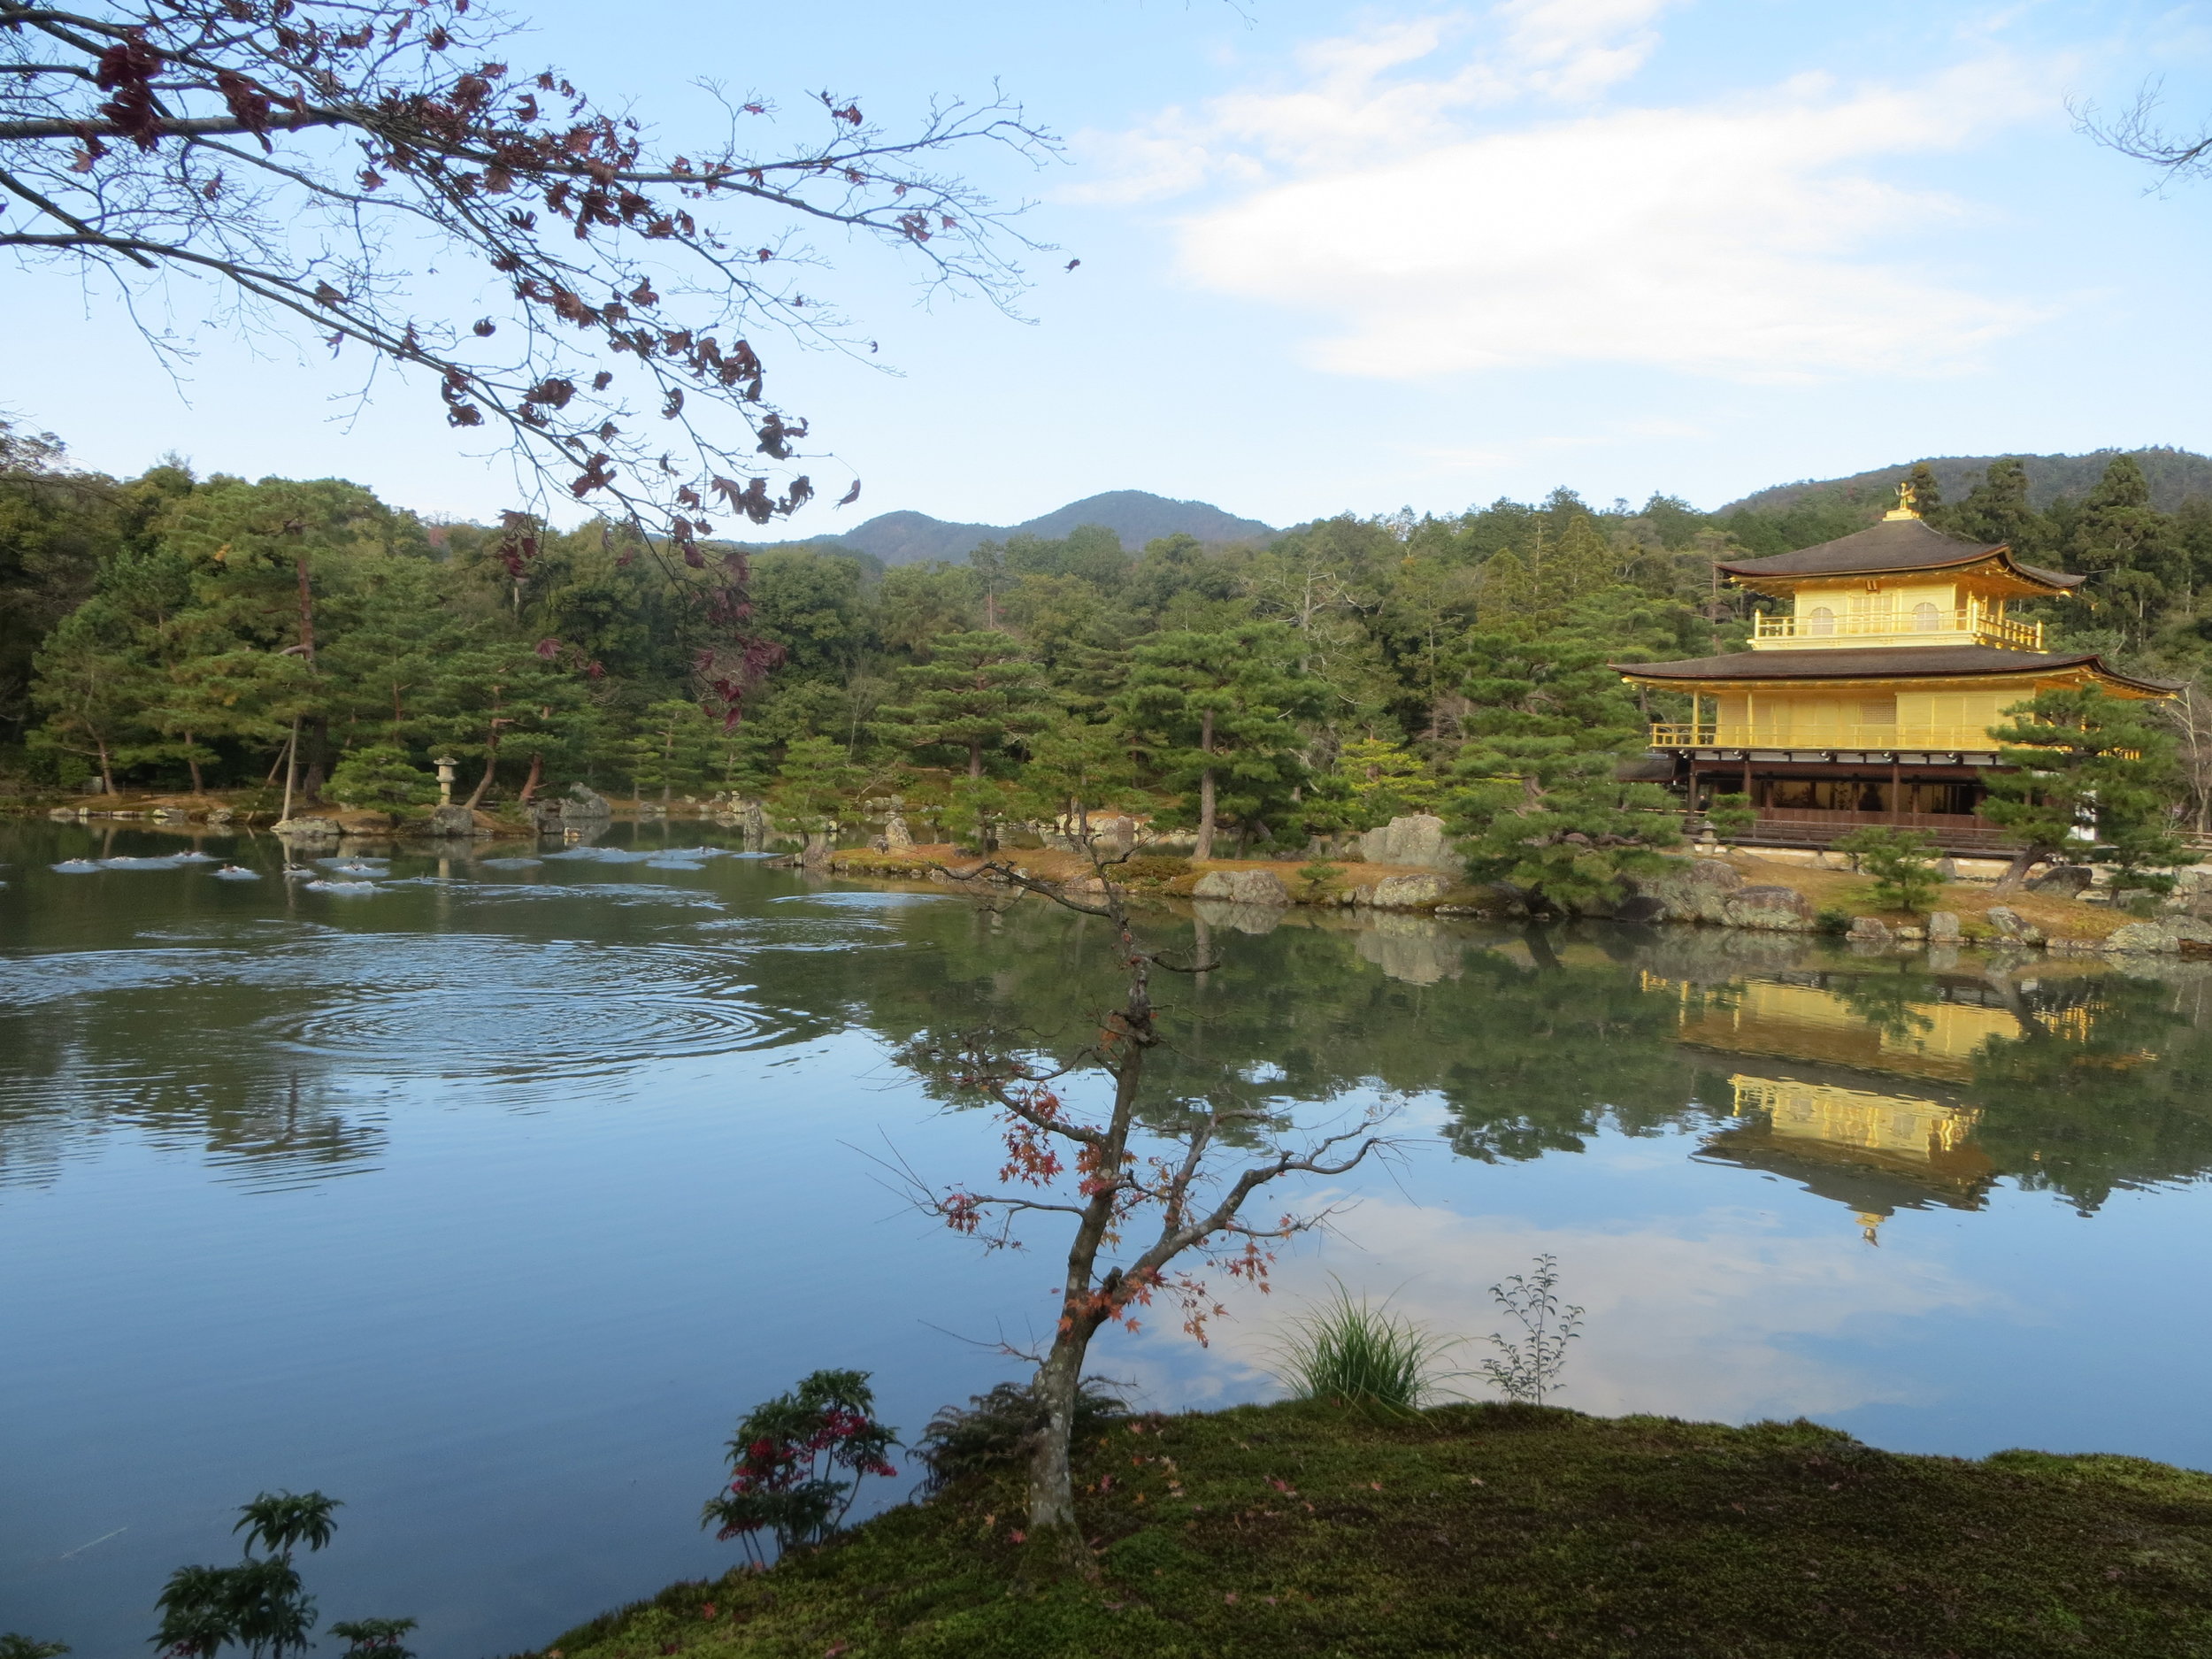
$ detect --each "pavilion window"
[1912,602,1942,632]
[1806,605,1836,635]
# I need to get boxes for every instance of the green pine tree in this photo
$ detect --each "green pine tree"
[1118,622,1321,861]
[1981,687,2185,889]
[870,631,1050,780]
[327,745,437,814]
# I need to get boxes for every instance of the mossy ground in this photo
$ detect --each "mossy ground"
[536,1402,2212,1659]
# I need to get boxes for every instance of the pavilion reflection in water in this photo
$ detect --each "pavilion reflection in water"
[1646,972,2051,1242]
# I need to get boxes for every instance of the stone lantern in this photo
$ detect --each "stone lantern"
[434,756,458,806]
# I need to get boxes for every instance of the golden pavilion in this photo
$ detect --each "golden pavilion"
[1617,487,2176,850]
[1656,972,2009,1238]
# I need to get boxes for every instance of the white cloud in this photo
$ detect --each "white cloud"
[1124,1194,2000,1423]
[1498,0,1678,99]
[1074,7,2053,381]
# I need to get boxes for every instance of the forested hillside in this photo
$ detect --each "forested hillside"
[1724,447,2212,517]
[6,424,2210,878]
[747,489,1276,566]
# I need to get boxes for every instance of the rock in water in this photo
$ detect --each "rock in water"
[1191,868,1291,906]
[2105,916,2212,955]
[884,812,914,852]
[562,784,613,823]
[424,804,483,838]
[1719,886,1815,933]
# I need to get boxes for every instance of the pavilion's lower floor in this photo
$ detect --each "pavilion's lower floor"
[1671,752,2017,854]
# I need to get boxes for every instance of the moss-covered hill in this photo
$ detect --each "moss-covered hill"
[536,1402,2212,1659]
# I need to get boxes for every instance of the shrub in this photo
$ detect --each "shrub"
[1705,793,1756,842]
[326,746,435,814]
[1837,826,1943,914]
[1276,1284,1457,1410]
[701,1370,899,1566]
[916,1378,1127,1493]
[1815,905,1854,935]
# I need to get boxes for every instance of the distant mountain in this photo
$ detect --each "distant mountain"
[1722,448,2212,517]
[749,489,1276,566]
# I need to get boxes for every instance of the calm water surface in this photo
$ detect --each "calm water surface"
[4,820,2210,1655]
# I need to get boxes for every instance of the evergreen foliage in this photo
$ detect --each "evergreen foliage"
[3,428,2203,874]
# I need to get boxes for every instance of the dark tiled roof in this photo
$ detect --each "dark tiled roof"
[1715,518,2080,588]
[1615,645,2179,695]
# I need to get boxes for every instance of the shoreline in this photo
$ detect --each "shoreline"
[529,1398,2212,1659]
[15,791,2211,958]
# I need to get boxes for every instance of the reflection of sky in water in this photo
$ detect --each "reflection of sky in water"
[4,819,2210,1657]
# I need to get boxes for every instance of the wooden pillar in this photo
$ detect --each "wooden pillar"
[1890,757,1902,825]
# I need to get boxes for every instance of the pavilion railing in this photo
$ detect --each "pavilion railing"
[1752,611,2043,649]
[1647,724,2000,751]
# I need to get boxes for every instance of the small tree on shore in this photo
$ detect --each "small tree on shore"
[898,840,1390,1541]
[327,746,436,815]
[1837,826,1943,915]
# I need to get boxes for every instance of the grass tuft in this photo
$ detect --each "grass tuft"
[1273,1283,1457,1409]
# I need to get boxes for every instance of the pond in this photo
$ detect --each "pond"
[4,819,2210,1655]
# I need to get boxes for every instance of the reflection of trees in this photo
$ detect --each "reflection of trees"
[785,901,1732,1162]
[1829,966,1940,1048]
[12,826,2212,1217]
[1969,972,2212,1213]
[806,902,2212,1218]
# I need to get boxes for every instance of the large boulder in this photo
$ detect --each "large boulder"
[1192,868,1291,906]
[273,815,342,841]
[422,803,485,839]
[1926,911,1962,944]
[1846,916,1893,945]
[1356,814,1464,874]
[1352,872,1454,910]
[561,784,612,822]
[1635,857,1746,923]
[1717,885,1815,933]
[2105,916,2212,955]
[2027,864,2094,896]
[884,811,914,852]
[1984,905,2045,946]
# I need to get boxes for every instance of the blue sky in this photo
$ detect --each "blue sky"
[10,0,2212,529]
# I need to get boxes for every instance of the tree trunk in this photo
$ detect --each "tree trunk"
[302,718,328,803]
[465,744,499,809]
[185,735,204,796]
[1026,957,1153,1535]
[1193,710,1217,863]
[280,716,301,821]
[96,738,116,796]
[518,751,544,806]
[968,741,983,780]
[1993,844,2041,892]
